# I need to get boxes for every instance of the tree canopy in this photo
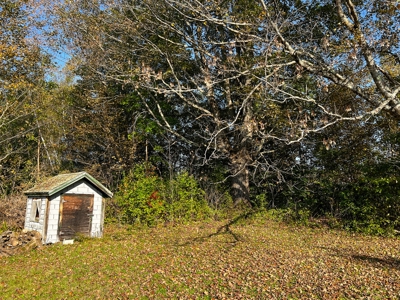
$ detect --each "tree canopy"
[0,0,53,193]
[49,0,399,204]
[1,0,399,232]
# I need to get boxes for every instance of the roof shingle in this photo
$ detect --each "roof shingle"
[24,172,113,197]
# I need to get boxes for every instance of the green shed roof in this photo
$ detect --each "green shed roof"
[24,172,113,198]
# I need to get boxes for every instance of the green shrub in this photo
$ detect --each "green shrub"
[274,169,400,235]
[115,164,212,226]
[164,172,212,223]
[116,163,165,226]
[342,176,400,236]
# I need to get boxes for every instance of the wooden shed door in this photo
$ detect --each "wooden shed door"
[59,194,94,240]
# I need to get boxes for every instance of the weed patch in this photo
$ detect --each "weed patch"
[0,194,26,230]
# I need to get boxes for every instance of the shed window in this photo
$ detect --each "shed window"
[30,199,42,223]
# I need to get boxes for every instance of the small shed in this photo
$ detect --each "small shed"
[24,172,113,244]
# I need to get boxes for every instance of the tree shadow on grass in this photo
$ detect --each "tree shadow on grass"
[319,246,400,271]
[351,254,400,271]
[176,210,257,247]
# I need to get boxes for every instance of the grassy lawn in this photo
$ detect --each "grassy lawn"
[1,217,400,299]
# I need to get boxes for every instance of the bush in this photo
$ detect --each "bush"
[164,172,212,223]
[114,164,212,226]
[342,176,400,235]
[273,169,400,235]
[116,164,165,226]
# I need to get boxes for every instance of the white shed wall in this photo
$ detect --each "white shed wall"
[45,194,61,244]
[24,197,47,237]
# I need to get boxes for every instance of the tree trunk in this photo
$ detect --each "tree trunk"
[229,96,255,206]
[230,148,251,206]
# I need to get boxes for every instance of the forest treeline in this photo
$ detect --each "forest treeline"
[1,0,399,234]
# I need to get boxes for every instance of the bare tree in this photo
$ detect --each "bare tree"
[263,0,400,119]
[52,0,399,204]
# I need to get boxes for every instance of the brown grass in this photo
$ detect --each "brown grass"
[0,194,26,230]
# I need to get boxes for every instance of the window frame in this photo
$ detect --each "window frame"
[30,199,42,223]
